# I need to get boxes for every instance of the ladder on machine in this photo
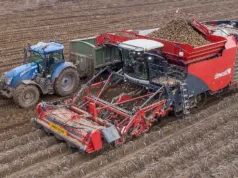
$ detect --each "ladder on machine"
[232,49,238,83]
[180,83,190,115]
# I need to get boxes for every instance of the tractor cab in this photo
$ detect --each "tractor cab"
[0,41,79,108]
[25,42,65,75]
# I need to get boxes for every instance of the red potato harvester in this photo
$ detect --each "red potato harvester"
[32,18,238,153]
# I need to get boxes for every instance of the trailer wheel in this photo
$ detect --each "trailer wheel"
[13,84,40,108]
[54,68,79,96]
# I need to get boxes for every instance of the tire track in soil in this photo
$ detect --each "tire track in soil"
[9,152,74,178]
[0,136,58,165]
[173,139,238,178]
[0,130,45,152]
[132,120,238,178]
[210,157,238,178]
[51,94,238,178]
[0,109,36,132]
[170,133,238,177]
[0,143,70,177]
[81,109,238,178]
[13,152,93,178]
[0,122,35,142]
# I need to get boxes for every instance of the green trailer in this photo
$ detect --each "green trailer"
[69,37,122,78]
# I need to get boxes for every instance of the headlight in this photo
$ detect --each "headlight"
[6,77,13,85]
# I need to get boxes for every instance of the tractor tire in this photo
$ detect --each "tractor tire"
[54,67,79,96]
[13,84,40,108]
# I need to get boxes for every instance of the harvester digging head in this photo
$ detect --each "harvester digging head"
[34,100,121,153]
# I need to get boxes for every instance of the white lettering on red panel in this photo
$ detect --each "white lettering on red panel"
[214,68,231,79]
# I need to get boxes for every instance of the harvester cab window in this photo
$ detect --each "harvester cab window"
[147,55,161,78]
[147,54,167,79]
[123,49,148,80]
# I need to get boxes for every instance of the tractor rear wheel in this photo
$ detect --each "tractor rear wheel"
[54,68,79,96]
[13,84,40,108]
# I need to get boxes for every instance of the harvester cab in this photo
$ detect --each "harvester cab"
[118,39,184,88]
[119,39,165,84]
[0,42,79,108]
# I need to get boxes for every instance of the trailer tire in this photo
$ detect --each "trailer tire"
[54,67,79,96]
[13,84,40,108]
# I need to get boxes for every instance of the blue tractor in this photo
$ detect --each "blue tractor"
[0,42,79,108]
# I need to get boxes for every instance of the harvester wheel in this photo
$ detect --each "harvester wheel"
[54,67,79,96]
[195,92,207,108]
[13,84,40,108]
[114,135,127,147]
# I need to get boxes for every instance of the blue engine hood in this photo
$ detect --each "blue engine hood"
[5,63,38,87]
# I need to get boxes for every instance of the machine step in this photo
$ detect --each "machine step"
[232,49,238,83]
[180,83,190,115]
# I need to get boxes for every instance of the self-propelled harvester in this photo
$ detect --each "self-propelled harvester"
[33,18,238,153]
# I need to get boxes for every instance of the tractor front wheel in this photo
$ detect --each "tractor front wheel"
[13,84,40,108]
[54,68,79,96]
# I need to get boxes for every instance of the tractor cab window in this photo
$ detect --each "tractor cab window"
[122,49,148,80]
[46,51,64,73]
[47,51,64,66]
[30,52,45,73]
[30,52,44,64]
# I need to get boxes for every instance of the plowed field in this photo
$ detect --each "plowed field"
[0,0,238,177]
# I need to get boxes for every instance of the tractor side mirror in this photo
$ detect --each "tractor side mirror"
[24,48,28,64]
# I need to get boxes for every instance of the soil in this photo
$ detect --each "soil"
[0,0,238,177]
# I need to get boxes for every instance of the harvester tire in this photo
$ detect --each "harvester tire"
[114,135,127,147]
[13,84,40,108]
[54,67,79,96]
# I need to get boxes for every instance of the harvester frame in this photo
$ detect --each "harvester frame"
[33,18,238,153]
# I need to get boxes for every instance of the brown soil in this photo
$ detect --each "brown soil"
[0,0,238,178]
